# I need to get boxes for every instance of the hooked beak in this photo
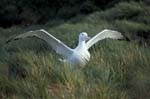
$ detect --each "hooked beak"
[86,37,91,41]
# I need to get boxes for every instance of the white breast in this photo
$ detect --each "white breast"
[67,49,90,67]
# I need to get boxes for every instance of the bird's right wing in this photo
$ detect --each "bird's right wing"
[86,29,124,49]
[6,29,73,58]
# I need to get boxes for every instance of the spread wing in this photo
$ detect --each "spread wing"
[6,29,73,58]
[86,29,124,49]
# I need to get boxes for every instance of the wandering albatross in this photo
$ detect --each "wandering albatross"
[6,29,124,67]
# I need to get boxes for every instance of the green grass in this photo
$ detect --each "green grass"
[0,40,149,99]
[0,1,150,99]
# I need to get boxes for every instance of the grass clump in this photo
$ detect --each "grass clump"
[1,40,149,99]
[0,1,150,98]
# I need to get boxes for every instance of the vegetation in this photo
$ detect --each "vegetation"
[0,0,150,99]
[0,0,149,27]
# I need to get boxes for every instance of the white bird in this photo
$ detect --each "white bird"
[7,29,124,67]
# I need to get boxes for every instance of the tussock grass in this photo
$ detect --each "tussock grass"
[0,1,150,98]
[0,40,149,98]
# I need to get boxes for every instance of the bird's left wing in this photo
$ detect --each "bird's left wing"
[6,29,73,58]
[86,29,124,49]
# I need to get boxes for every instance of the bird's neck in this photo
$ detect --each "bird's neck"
[76,40,86,50]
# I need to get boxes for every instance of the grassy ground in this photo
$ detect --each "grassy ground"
[0,1,150,99]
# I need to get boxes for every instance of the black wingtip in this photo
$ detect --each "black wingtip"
[5,38,19,44]
[6,38,12,44]
[6,39,10,44]
[123,35,130,41]
[118,35,130,41]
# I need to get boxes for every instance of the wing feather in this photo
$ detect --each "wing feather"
[7,29,73,58]
[86,29,124,49]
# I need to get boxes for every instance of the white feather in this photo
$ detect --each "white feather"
[7,29,124,67]
[11,29,73,58]
[86,29,124,49]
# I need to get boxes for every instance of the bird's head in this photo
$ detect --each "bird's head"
[79,32,90,42]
